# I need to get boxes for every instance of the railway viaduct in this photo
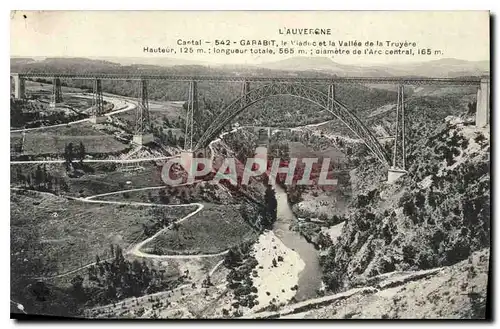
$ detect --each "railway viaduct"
[10,73,490,182]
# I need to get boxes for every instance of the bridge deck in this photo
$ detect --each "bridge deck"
[11,73,483,85]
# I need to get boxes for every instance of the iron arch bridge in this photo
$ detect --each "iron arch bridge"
[194,83,390,167]
[11,72,489,180]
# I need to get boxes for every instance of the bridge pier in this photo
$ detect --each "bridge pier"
[387,84,407,183]
[49,77,63,108]
[241,80,251,108]
[90,78,107,124]
[132,133,154,145]
[183,81,198,150]
[387,168,407,184]
[179,150,195,175]
[133,79,153,145]
[476,77,490,128]
[12,74,25,99]
[89,115,108,124]
[328,84,336,100]
[327,84,336,111]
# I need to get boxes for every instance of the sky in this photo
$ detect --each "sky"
[10,11,490,65]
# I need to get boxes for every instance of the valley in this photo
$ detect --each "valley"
[9,57,490,320]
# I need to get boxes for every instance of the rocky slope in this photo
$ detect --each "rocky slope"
[321,116,490,297]
[249,248,489,319]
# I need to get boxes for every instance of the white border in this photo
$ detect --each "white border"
[3,1,497,329]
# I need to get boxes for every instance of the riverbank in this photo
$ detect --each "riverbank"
[251,231,305,311]
[273,185,323,301]
[246,249,489,319]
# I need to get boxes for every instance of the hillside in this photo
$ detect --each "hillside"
[306,249,489,319]
[258,57,489,77]
[320,116,490,294]
[10,57,332,78]
[386,58,490,78]
[10,56,490,319]
[12,56,489,78]
[249,248,489,319]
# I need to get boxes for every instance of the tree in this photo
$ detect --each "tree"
[70,275,85,302]
[163,117,171,128]
[26,175,33,188]
[172,222,180,231]
[158,189,169,204]
[15,167,24,183]
[261,184,278,229]
[281,143,290,160]
[78,142,86,164]
[223,248,243,268]
[203,274,212,287]
[317,232,333,249]
[115,245,125,263]
[34,165,44,189]
[166,130,174,145]
[64,143,74,170]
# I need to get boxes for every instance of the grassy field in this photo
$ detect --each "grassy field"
[20,81,94,114]
[10,162,166,198]
[67,163,165,197]
[16,123,130,156]
[60,96,94,112]
[22,133,128,156]
[10,133,23,155]
[25,80,87,94]
[11,190,197,277]
[27,124,115,136]
[142,203,259,255]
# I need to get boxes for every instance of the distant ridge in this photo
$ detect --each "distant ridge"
[89,56,209,67]
[257,57,490,78]
[10,56,489,78]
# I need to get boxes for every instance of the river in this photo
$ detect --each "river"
[272,184,322,301]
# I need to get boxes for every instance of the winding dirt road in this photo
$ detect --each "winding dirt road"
[13,181,229,282]
[82,185,229,259]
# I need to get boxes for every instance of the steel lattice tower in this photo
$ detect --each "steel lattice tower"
[92,79,104,117]
[135,79,151,134]
[327,84,336,111]
[184,81,198,151]
[241,80,251,108]
[52,78,63,104]
[392,84,407,170]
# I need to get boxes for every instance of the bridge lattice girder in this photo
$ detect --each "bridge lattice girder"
[14,73,481,85]
[194,83,390,167]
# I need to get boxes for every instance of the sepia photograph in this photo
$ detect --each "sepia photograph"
[9,10,491,320]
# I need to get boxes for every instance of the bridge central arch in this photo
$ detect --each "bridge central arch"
[194,83,390,167]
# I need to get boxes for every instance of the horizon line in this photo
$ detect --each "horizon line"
[9,55,490,68]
